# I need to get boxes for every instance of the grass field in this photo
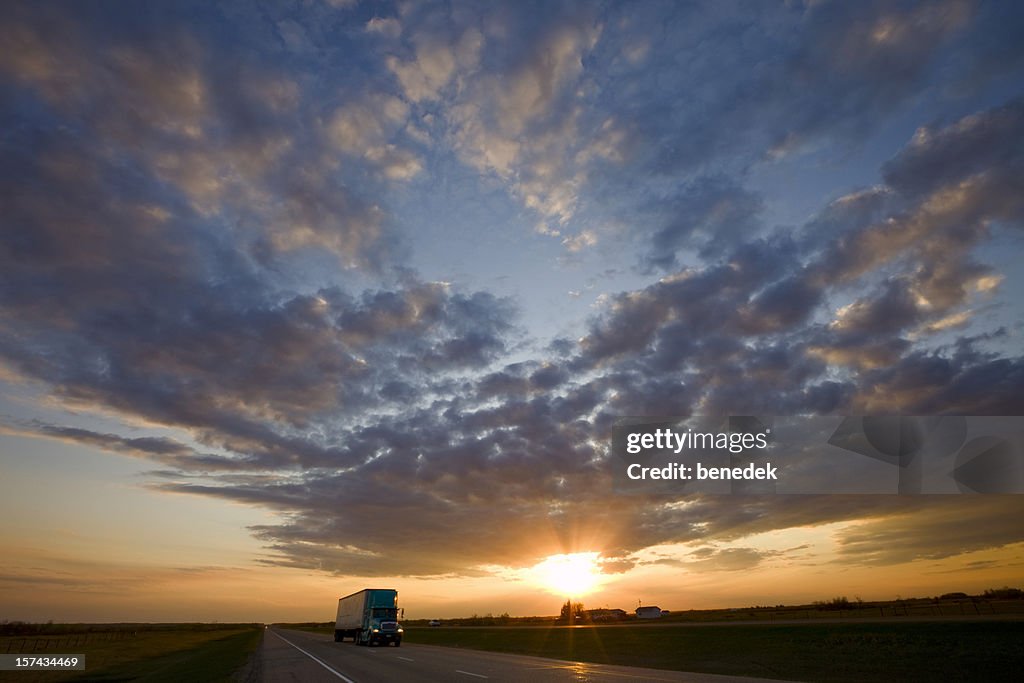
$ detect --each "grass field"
[0,625,263,683]
[397,620,1024,682]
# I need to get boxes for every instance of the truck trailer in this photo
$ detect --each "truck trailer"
[334,588,403,646]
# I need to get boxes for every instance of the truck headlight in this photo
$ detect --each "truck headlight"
[372,629,379,633]
[397,628,404,633]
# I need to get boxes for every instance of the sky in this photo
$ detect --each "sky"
[1,0,1023,623]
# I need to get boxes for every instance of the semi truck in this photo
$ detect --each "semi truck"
[334,588,403,646]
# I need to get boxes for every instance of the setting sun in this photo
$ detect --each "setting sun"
[530,552,604,597]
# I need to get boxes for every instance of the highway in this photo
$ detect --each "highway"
[258,627,786,683]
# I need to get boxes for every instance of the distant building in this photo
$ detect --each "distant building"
[636,606,662,619]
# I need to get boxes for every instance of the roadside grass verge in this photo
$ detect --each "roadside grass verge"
[404,620,1024,682]
[0,626,262,683]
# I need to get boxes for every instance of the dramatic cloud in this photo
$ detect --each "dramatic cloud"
[2,0,1023,585]
[835,498,1024,565]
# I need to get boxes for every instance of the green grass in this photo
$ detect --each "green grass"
[0,626,263,683]
[404,620,1024,682]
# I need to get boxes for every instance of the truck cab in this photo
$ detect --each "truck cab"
[362,605,402,646]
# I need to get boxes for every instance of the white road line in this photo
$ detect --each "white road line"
[397,656,415,661]
[456,670,489,679]
[271,630,357,683]
[523,664,682,680]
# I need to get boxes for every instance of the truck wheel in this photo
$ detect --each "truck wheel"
[394,640,401,647]
[333,630,342,642]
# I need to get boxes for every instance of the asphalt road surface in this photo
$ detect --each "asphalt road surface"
[259,628,786,683]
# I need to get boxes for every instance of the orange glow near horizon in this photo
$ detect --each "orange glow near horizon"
[529,552,605,597]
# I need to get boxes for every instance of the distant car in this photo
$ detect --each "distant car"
[428,620,441,627]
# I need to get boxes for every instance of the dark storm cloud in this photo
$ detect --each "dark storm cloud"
[834,497,1024,565]
[882,98,1024,199]
[829,279,924,336]
[0,128,514,474]
[854,349,1024,415]
[808,98,1024,289]
[578,232,801,370]
[475,361,570,399]
[640,177,764,271]
[22,423,252,472]
[2,0,1024,581]
[735,276,824,335]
